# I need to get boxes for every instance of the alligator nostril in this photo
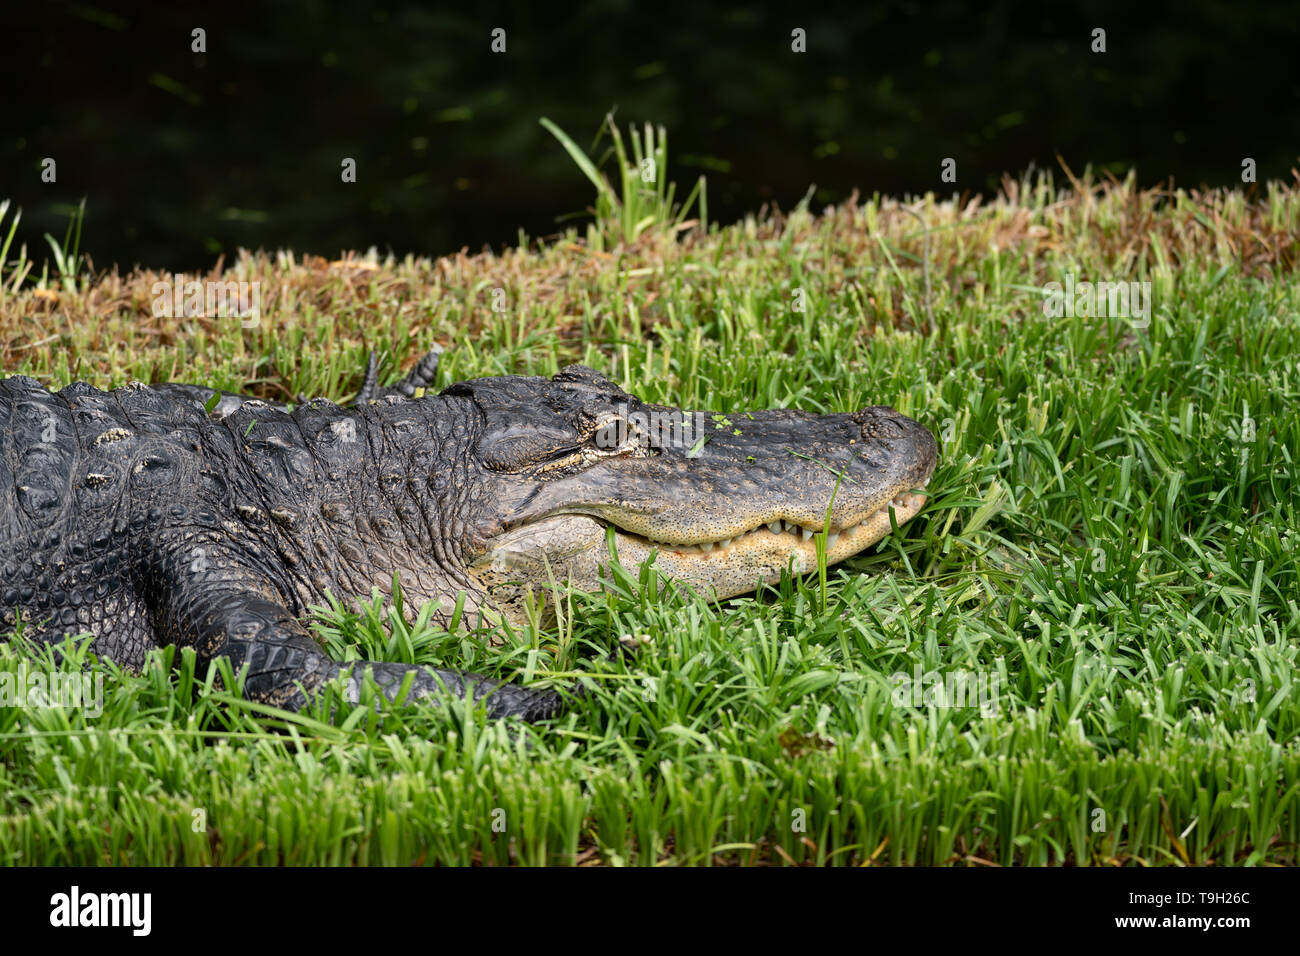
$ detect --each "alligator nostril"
[859,409,907,441]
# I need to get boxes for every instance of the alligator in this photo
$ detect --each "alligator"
[0,351,936,720]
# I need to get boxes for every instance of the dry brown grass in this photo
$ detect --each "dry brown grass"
[3,168,1297,395]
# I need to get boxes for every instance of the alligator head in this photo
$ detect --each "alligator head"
[444,365,937,621]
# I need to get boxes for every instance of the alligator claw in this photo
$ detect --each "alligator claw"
[353,351,381,406]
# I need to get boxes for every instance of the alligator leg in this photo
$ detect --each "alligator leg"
[157,557,564,719]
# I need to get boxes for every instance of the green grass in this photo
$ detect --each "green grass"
[1,164,1299,865]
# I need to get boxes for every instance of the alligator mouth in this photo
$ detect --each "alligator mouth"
[473,478,931,602]
[628,491,929,559]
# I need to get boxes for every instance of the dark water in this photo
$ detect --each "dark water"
[4,0,1297,273]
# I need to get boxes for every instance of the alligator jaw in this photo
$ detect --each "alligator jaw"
[618,489,929,558]
[470,480,931,603]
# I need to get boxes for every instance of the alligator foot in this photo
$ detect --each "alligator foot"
[148,345,445,419]
[352,660,566,721]
[352,347,443,405]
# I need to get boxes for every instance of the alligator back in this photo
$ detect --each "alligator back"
[0,376,202,669]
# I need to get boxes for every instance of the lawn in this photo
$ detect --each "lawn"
[1,154,1298,865]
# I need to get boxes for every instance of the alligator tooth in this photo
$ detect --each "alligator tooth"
[826,533,839,547]
[801,527,813,541]
[767,521,781,535]
[700,541,714,552]
[720,538,733,548]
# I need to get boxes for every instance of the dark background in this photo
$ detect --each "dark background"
[3,0,1298,273]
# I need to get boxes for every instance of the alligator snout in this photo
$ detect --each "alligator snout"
[854,406,938,487]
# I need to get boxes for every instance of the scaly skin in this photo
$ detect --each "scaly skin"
[0,353,936,720]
